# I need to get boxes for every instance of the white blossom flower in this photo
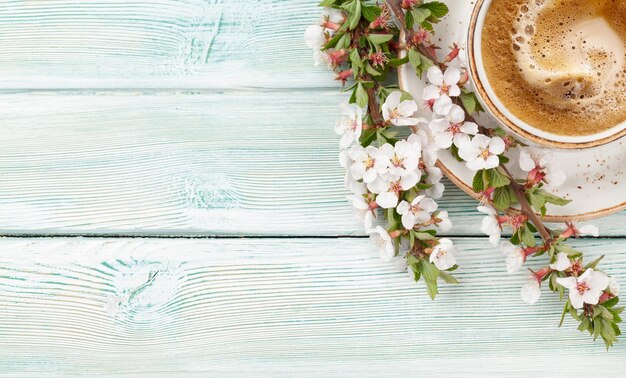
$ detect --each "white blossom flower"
[425,166,445,199]
[500,241,525,274]
[577,225,600,237]
[349,145,388,183]
[347,195,375,229]
[609,277,620,296]
[391,255,408,272]
[368,173,419,209]
[430,238,458,270]
[304,8,344,50]
[368,226,395,262]
[397,195,438,229]
[434,210,453,232]
[304,25,326,51]
[556,269,610,309]
[339,149,352,169]
[458,135,505,171]
[429,104,479,148]
[423,66,461,115]
[408,129,439,167]
[335,103,364,149]
[380,140,421,177]
[477,205,502,245]
[382,91,423,126]
[521,276,542,304]
[518,147,566,188]
[549,252,572,272]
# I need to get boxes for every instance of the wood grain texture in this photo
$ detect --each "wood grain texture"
[0,0,331,89]
[0,91,623,236]
[0,237,624,377]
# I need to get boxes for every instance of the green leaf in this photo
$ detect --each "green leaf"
[425,278,438,300]
[388,56,409,67]
[603,297,619,308]
[520,225,536,247]
[359,129,376,146]
[554,243,581,258]
[407,49,421,70]
[419,1,449,18]
[539,190,572,207]
[367,33,393,45]
[323,32,344,50]
[349,49,363,69]
[318,0,336,6]
[355,82,368,108]
[487,168,511,188]
[364,61,381,76]
[420,260,440,282]
[361,5,381,22]
[559,302,568,327]
[493,186,514,211]
[584,255,605,270]
[405,8,415,28]
[438,270,459,285]
[459,91,484,115]
[408,263,421,282]
[472,171,485,193]
[341,0,362,30]
[411,7,431,23]
[449,144,462,162]
[335,33,351,50]
[526,190,546,215]
[414,231,436,240]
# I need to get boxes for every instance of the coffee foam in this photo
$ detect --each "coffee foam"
[481,0,626,136]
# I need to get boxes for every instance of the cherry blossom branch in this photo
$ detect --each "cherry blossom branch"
[388,0,553,242]
[307,0,622,348]
[501,166,553,242]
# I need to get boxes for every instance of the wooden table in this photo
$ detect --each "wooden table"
[0,1,624,376]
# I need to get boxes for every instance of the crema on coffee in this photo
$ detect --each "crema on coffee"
[481,0,626,136]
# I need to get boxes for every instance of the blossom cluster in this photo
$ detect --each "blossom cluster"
[306,0,622,347]
[423,44,622,347]
[305,2,459,299]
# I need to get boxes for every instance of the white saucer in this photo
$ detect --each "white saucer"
[398,0,626,221]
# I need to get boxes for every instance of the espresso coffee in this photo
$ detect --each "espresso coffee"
[481,0,626,136]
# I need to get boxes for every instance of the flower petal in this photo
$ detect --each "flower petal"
[443,67,461,86]
[549,252,571,272]
[521,278,541,304]
[427,66,444,85]
[556,276,577,289]
[569,290,584,309]
[589,270,610,291]
[489,137,506,155]
[376,191,399,209]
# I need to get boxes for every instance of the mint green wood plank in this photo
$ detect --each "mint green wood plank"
[0,91,624,236]
[0,237,624,376]
[0,0,330,89]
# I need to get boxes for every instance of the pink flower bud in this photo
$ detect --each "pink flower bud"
[444,44,460,63]
[411,29,430,45]
[389,230,403,239]
[327,49,349,68]
[526,167,546,188]
[335,69,353,85]
[401,0,420,9]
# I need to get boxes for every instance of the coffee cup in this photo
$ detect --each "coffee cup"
[467,0,626,149]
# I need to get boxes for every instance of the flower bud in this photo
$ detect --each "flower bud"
[335,69,353,85]
[401,0,420,9]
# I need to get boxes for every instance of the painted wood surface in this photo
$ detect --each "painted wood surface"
[0,0,330,89]
[1,0,625,375]
[0,237,624,377]
[1,92,624,236]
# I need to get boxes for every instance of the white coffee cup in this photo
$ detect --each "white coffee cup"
[467,0,626,149]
